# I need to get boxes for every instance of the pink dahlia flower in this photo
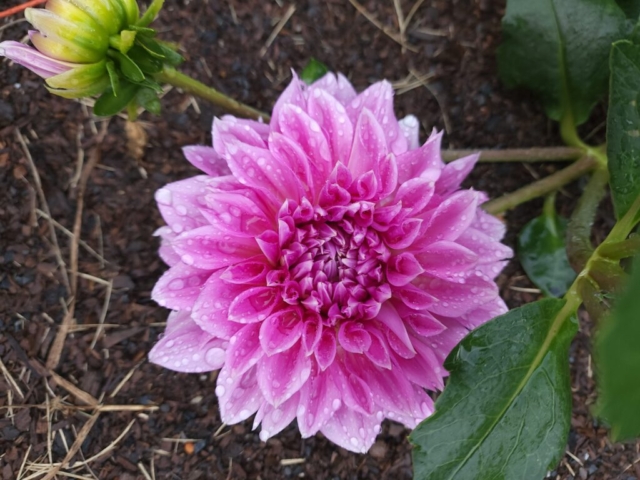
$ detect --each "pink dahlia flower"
[149,73,512,453]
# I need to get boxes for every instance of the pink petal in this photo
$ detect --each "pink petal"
[436,154,478,194]
[376,303,415,355]
[152,262,212,310]
[218,115,271,143]
[191,271,246,339]
[216,365,263,424]
[383,218,422,249]
[182,145,231,177]
[155,176,210,235]
[301,313,322,354]
[386,252,424,287]
[415,273,498,317]
[320,405,381,454]
[256,230,280,265]
[259,307,304,355]
[424,317,469,364]
[172,225,260,270]
[394,177,435,215]
[347,108,387,179]
[364,328,392,369]
[396,130,443,184]
[224,323,264,376]
[315,328,337,371]
[309,72,357,106]
[457,228,513,264]
[459,296,508,329]
[213,115,268,148]
[200,191,273,236]
[228,286,280,323]
[268,132,316,199]
[307,88,354,163]
[472,208,507,240]
[393,283,437,310]
[346,81,407,155]
[149,311,227,373]
[415,241,479,277]
[377,153,398,200]
[220,256,270,285]
[0,41,72,78]
[416,190,480,245]
[396,339,445,390]
[271,73,307,134]
[331,361,375,415]
[278,103,333,185]
[338,322,372,354]
[258,392,300,441]
[257,341,311,406]
[403,310,447,337]
[297,367,341,437]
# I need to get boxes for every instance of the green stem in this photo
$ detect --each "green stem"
[155,67,270,121]
[482,156,597,215]
[441,147,583,163]
[137,0,165,27]
[565,167,609,273]
[598,235,640,260]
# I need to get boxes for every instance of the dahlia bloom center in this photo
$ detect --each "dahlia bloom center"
[271,198,393,323]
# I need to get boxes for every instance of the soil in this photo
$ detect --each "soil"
[0,0,637,479]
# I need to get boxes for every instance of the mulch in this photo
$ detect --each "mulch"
[0,0,638,478]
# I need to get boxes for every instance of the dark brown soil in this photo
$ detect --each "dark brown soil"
[0,0,637,479]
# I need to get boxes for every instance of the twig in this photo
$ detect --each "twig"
[49,371,99,406]
[260,4,296,57]
[0,357,24,399]
[483,156,597,215]
[36,209,108,265]
[0,0,46,19]
[442,146,583,163]
[40,412,101,480]
[46,121,108,370]
[347,0,418,52]
[17,129,70,291]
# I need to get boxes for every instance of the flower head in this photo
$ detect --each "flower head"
[149,73,512,453]
[0,0,171,107]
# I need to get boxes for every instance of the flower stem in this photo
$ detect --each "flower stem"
[565,167,609,273]
[598,235,640,260]
[442,146,583,163]
[482,156,597,215]
[155,67,270,121]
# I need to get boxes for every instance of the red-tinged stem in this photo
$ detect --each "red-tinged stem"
[0,0,46,19]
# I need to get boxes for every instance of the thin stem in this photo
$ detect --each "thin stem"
[442,146,583,163]
[483,156,597,215]
[566,167,609,273]
[155,67,270,121]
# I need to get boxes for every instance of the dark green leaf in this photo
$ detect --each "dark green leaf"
[109,50,146,82]
[136,88,161,115]
[411,299,577,480]
[607,41,640,219]
[93,81,139,117]
[136,36,166,59]
[518,195,576,297]
[300,57,329,84]
[616,0,640,19]
[497,0,628,126]
[127,45,163,74]
[157,42,184,67]
[105,60,120,97]
[596,254,640,441]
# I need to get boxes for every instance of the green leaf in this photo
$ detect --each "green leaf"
[616,0,640,19]
[518,195,577,297]
[596,254,640,441]
[157,42,184,67]
[411,299,578,480]
[93,81,139,117]
[497,0,628,126]
[300,57,329,84]
[127,25,157,36]
[136,36,166,59]
[136,87,161,115]
[607,41,640,219]
[106,60,120,97]
[127,45,163,74]
[109,50,146,83]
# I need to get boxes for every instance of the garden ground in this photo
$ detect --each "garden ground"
[0,0,638,478]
